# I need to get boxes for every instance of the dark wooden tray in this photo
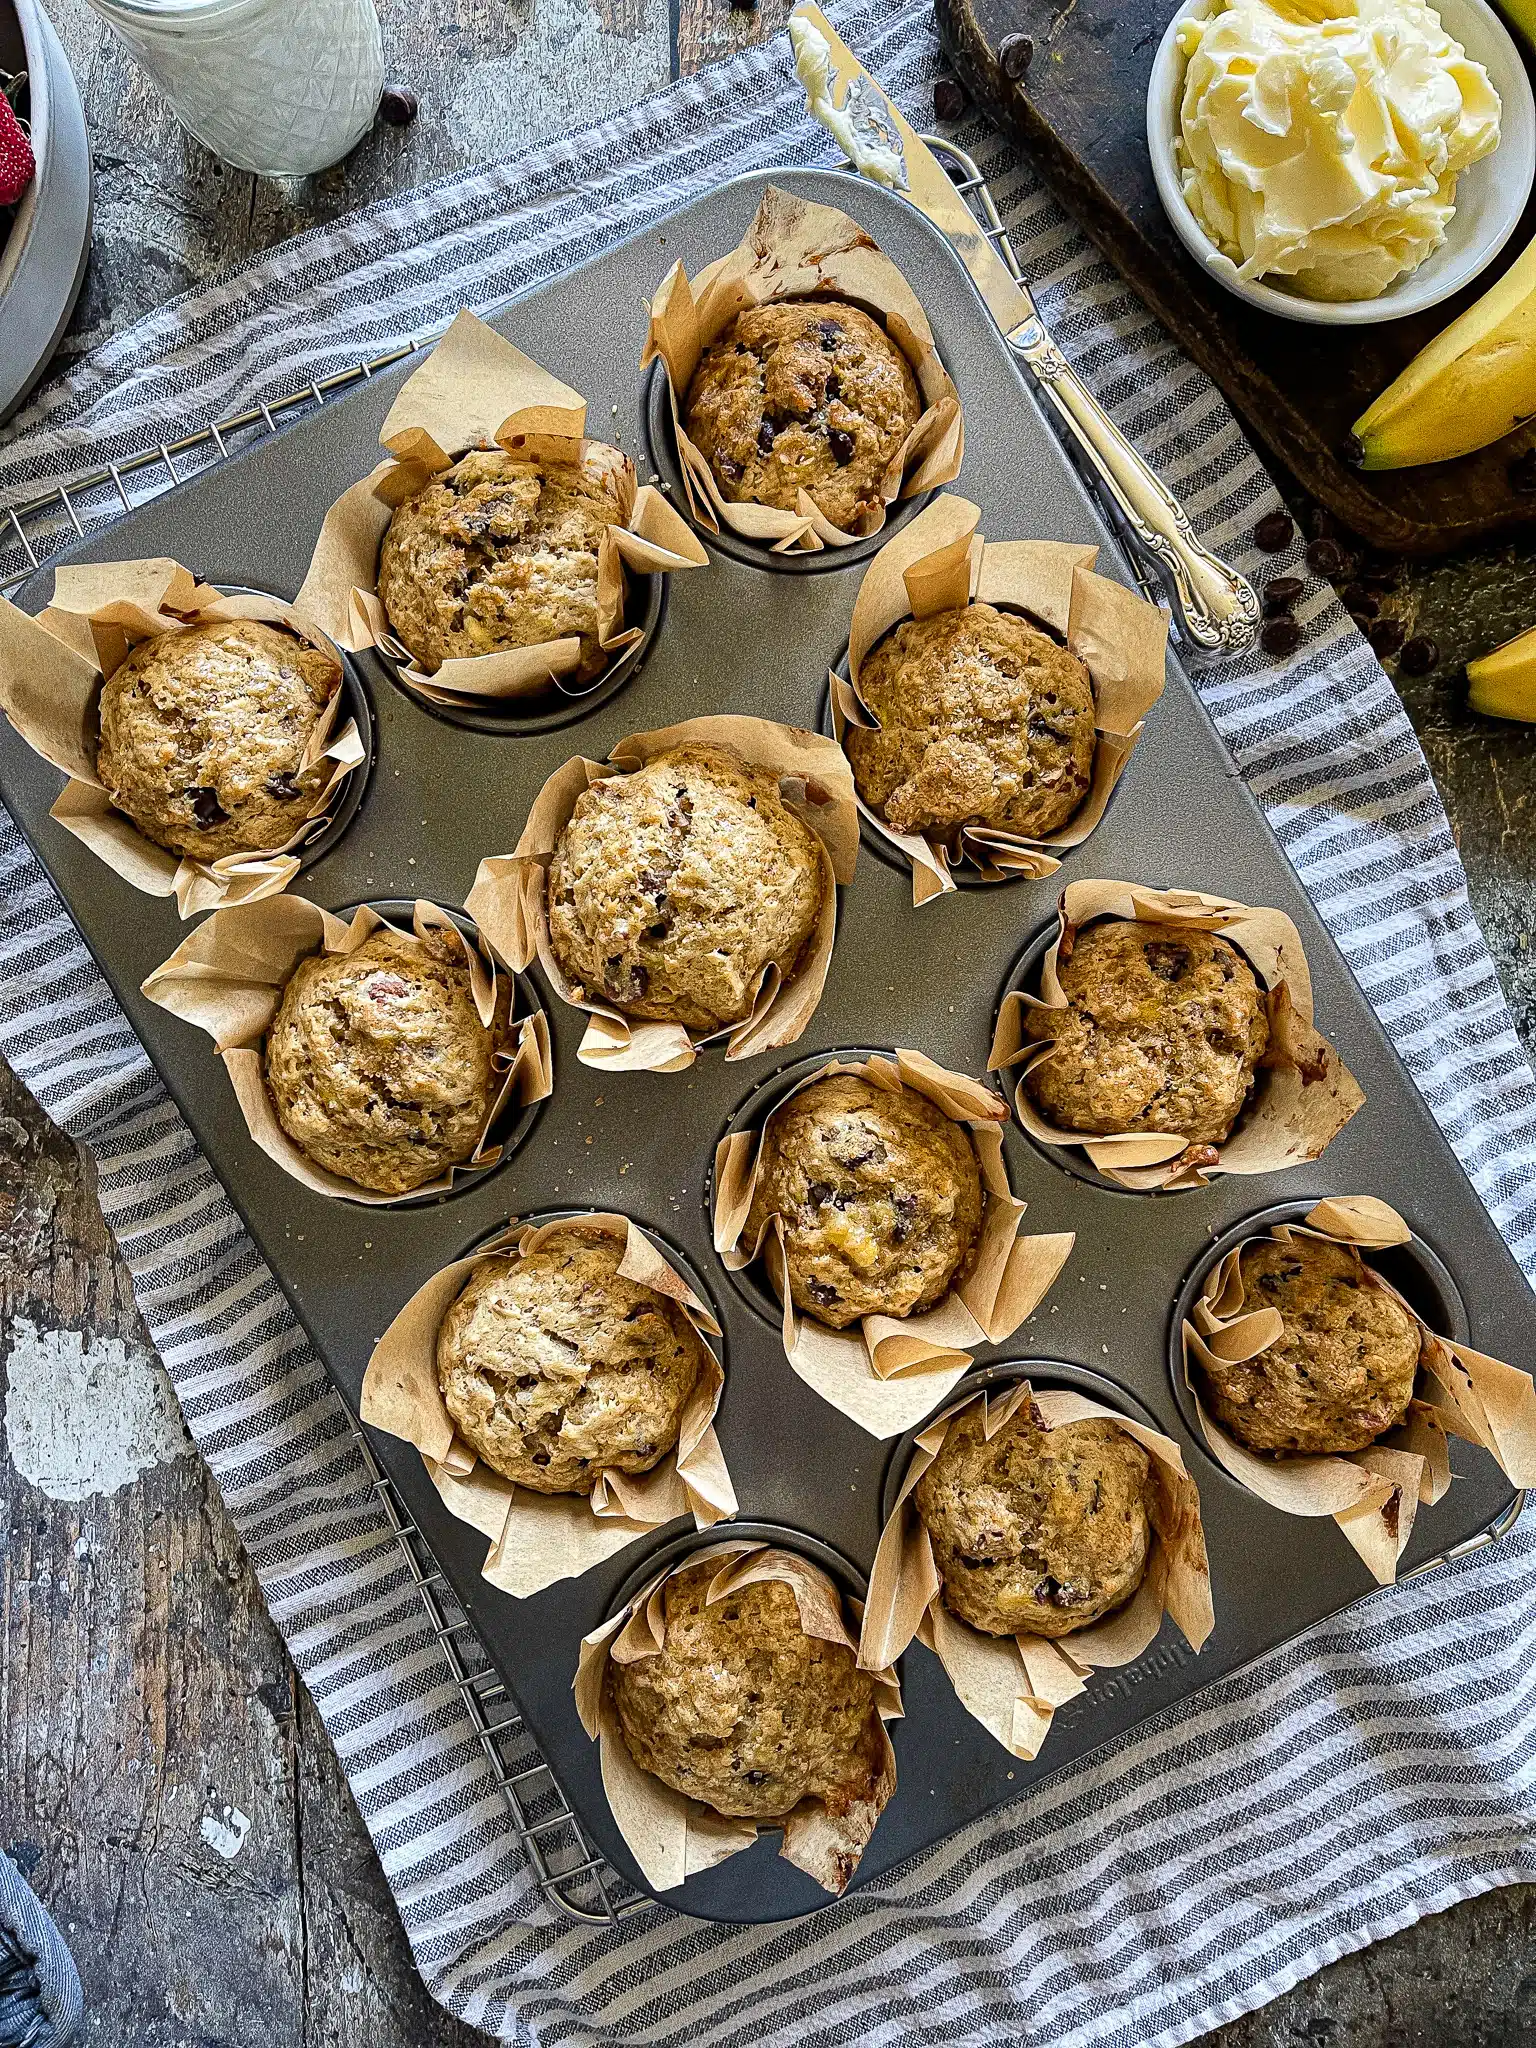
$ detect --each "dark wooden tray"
[937,0,1536,554]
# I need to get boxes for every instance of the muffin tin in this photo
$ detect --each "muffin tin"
[0,167,1529,1926]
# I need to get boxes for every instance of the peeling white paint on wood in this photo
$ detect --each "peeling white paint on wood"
[3,1317,192,1500]
[199,1802,252,1860]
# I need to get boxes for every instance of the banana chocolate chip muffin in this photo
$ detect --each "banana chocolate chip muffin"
[1024,920,1270,1144]
[547,744,825,1035]
[683,299,920,534]
[1199,1235,1422,1455]
[915,1399,1153,1638]
[377,442,628,680]
[846,603,1096,841]
[744,1073,983,1330]
[96,619,337,861]
[436,1224,708,1492]
[265,925,506,1195]
[608,1561,885,1820]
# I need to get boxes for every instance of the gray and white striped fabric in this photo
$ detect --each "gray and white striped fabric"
[5,5,1536,2041]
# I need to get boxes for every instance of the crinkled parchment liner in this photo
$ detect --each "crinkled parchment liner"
[1182,1194,1536,1585]
[642,184,964,555]
[465,713,859,1073]
[0,557,364,917]
[859,1376,1213,1759]
[990,878,1365,1192]
[140,895,552,1206]
[575,1538,902,1895]
[711,1047,1076,1439]
[361,1212,737,1596]
[295,308,708,705]
[831,494,1169,906]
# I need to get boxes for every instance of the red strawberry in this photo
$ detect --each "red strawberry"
[0,97,35,210]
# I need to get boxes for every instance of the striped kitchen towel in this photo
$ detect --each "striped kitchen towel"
[4,3,1536,2043]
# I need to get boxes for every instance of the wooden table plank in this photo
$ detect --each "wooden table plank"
[4,5,1536,2042]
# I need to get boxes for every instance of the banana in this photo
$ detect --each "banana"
[1352,235,1536,469]
[1467,624,1536,721]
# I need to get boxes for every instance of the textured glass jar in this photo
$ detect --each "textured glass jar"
[84,0,383,177]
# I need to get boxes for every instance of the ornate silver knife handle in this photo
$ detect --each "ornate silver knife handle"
[1009,314,1260,656]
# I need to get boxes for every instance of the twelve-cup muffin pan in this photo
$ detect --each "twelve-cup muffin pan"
[1,168,1530,1925]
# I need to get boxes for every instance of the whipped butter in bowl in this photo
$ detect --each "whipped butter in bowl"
[1147,0,1535,324]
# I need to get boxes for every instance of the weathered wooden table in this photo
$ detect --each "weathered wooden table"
[3,3,1535,2039]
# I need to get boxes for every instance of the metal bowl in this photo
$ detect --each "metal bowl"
[0,0,92,424]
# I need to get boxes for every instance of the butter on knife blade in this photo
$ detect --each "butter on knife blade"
[788,4,1037,337]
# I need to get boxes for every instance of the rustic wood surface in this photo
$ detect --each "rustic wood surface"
[3,3,1536,2042]
[936,0,1536,555]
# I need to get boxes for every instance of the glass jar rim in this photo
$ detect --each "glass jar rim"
[88,0,328,23]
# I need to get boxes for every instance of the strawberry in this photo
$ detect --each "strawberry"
[0,96,34,210]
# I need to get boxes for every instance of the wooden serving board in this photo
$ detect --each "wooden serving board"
[937,0,1536,554]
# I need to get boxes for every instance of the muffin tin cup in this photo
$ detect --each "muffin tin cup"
[1166,1197,1505,1583]
[824,495,1168,906]
[0,562,371,916]
[359,1203,737,1602]
[861,1358,1214,1764]
[991,882,1365,1196]
[641,358,939,577]
[139,893,552,1211]
[364,567,666,737]
[581,1524,901,1901]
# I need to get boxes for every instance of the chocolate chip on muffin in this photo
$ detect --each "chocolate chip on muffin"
[96,619,336,861]
[1024,920,1270,1144]
[1199,1235,1421,1455]
[744,1073,982,1330]
[846,602,1096,841]
[435,1223,708,1492]
[377,443,628,679]
[264,925,505,1195]
[914,1399,1153,1637]
[607,1561,885,1819]
[683,299,920,534]
[546,743,825,1035]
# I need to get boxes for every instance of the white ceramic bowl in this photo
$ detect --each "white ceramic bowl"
[1146,0,1536,325]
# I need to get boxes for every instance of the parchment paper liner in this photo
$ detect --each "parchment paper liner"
[990,879,1364,1192]
[832,495,1168,905]
[0,557,365,917]
[859,1375,1213,1759]
[575,1538,902,1894]
[140,895,553,1206]
[464,713,859,1073]
[642,184,964,556]
[711,1048,1076,1439]
[361,1212,737,1596]
[295,308,708,705]
[1182,1195,1536,1585]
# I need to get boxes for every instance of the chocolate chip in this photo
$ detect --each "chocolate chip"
[1144,940,1190,982]
[742,1769,768,1785]
[1306,537,1347,579]
[824,372,841,402]
[265,771,301,801]
[1034,1576,1062,1604]
[828,427,856,465]
[1028,714,1072,742]
[1263,576,1303,609]
[717,454,743,484]
[378,85,418,125]
[807,1181,835,1208]
[806,1278,840,1308]
[1261,616,1302,658]
[186,785,227,829]
[1398,635,1438,676]
[1368,617,1406,659]
[1508,449,1536,494]
[1342,584,1378,619]
[1254,511,1295,553]
[756,418,776,456]
[933,74,967,122]
[637,867,668,901]
[999,31,1034,77]
[817,319,842,349]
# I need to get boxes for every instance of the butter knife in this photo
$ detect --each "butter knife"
[789,5,1260,657]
